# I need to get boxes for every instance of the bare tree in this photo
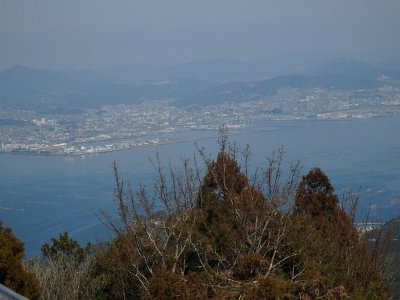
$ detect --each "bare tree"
[94,130,389,299]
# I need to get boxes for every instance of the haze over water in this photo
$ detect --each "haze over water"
[1,1,399,70]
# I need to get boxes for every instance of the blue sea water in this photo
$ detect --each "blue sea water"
[0,116,399,256]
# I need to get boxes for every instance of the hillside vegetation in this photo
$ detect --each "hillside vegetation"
[0,135,393,299]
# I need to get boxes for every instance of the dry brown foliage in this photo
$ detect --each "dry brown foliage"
[32,131,389,299]
[0,221,41,299]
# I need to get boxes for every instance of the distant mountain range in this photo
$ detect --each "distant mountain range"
[103,57,400,83]
[175,58,400,107]
[0,65,215,110]
[0,58,399,111]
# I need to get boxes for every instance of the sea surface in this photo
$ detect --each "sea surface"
[1,116,399,256]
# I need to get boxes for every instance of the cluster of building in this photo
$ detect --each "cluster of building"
[0,85,399,156]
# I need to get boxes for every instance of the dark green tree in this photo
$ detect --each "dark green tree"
[295,167,338,221]
[292,168,388,298]
[0,221,41,299]
[41,231,91,263]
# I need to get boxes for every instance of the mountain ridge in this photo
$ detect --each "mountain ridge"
[1,58,399,109]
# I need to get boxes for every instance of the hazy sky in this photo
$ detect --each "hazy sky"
[1,0,399,70]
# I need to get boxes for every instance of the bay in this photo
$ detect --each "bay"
[0,116,399,256]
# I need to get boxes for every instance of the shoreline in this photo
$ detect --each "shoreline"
[1,113,399,157]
